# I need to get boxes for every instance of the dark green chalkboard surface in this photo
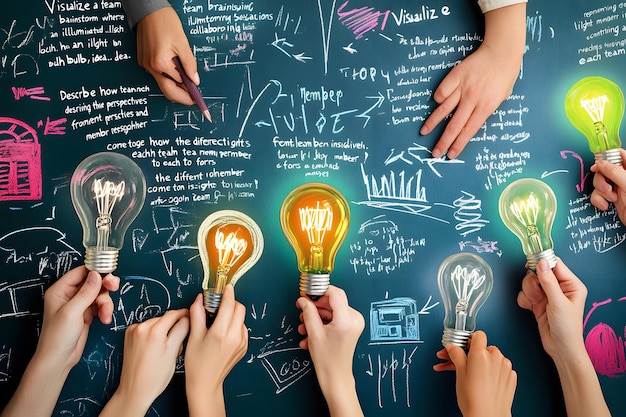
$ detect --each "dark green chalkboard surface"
[1,1,625,416]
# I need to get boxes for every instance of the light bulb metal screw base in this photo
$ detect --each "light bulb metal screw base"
[203,290,222,314]
[527,248,557,271]
[442,328,472,349]
[85,247,119,274]
[594,149,623,166]
[300,273,330,300]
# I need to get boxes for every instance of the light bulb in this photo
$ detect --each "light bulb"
[498,178,557,270]
[280,183,350,299]
[70,152,146,274]
[197,210,263,313]
[438,252,493,348]
[564,76,624,165]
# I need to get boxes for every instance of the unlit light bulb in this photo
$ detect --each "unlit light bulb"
[498,178,557,270]
[198,210,263,313]
[70,152,146,274]
[438,252,493,349]
[564,76,624,165]
[280,183,350,299]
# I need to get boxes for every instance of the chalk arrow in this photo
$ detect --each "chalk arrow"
[343,42,358,54]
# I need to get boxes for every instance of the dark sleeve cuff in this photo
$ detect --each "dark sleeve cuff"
[121,0,173,29]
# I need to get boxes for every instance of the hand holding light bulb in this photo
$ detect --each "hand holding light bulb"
[197,210,263,317]
[280,183,350,300]
[565,76,625,165]
[590,149,626,224]
[498,178,557,270]
[437,253,494,349]
[70,152,146,274]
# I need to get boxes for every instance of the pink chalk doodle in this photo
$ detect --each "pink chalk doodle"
[0,117,42,201]
[583,297,626,378]
[337,1,390,40]
[11,86,50,101]
[560,150,589,192]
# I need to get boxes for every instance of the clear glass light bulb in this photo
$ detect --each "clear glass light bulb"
[70,152,146,274]
[438,252,493,349]
[564,76,624,165]
[498,178,557,270]
[280,183,350,300]
[198,210,263,313]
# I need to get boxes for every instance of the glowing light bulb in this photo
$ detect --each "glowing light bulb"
[438,252,493,348]
[498,178,557,270]
[198,210,263,313]
[564,76,624,165]
[70,152,146,274]
[280,183,350,299]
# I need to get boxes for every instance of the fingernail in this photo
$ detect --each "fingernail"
[432,149,441,158]
[538,259,549,272]
[192,72,200,84]
[447,150,457,160]
[87,271,99,284]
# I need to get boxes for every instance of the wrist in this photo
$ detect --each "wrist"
[186,382,224,417]
[101,389,153,417]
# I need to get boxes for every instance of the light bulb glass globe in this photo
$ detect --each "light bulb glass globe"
[70,152,146,274]
[198,210,263,313]
[438,252,493,349]
[564,76,624,165]
[498,178,557,270]
[280,183,350,299]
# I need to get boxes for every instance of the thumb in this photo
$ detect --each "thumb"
[445,344,467,373]
[297,297,323,336]
[596,157,626,190]
[65,271,102,314]
[177,47,199,85]
[534,260,567,305]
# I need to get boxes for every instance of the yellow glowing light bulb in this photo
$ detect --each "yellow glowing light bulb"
[280,183,350,299]
[564,76,624,165]
[197,210,263,313]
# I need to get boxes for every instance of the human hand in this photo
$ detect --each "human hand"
[35,266,119,371]
[296,286,364,400]
[185,285,247,417]
[590,149,626,223]
[517,258,588,363]
[135,7,198,105]
[420,4,525,159]
[101,309,190,417]
[433,331,517,417]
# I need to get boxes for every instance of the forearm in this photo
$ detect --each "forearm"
[320,375,364,417]
[482,3,526,66]
[553,350,612,417]
[0,355,70,417]
[187,384,226,417]
[99,391,153,417]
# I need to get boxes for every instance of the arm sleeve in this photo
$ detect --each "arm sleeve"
[477,0,527,14]
[121,0,172,29]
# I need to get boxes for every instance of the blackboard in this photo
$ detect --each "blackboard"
[1,0,626,416]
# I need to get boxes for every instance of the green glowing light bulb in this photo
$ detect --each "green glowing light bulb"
[498,178,557,270]
[564,76,624,165]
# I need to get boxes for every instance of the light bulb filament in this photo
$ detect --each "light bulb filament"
[299,202,333,247]
[451,265,485,331]
[214,228,248,290]
[509,194,545,253]
[580,95,608,123]
[92,178,125,250]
